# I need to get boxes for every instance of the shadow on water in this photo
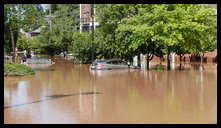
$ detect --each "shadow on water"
[34,68,55,71]
[44,92,102,98]
[4,91,102,109]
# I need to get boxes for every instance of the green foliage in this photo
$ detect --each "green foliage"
[95,4,139,60]
[4,63,35,76]
[9,4,216,66]
[4,4,45,54]
[151,64,166,70]
[17,34,38,51]
[69,32,93,63]
[51,4,79,52]
[34,4,80,56]
[96,4,217,61]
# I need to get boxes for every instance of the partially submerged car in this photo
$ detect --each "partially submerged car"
[90,59,138,70]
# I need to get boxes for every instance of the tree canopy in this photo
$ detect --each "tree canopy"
[95,4,217,68]
[4,4,45,54]
[36,4,79,56]
[4,4,217,66]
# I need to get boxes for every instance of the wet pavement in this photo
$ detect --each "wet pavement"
[4,57,217,124]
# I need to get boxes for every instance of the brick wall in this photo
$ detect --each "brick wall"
[147,50,216,63]
[208,4,217,9]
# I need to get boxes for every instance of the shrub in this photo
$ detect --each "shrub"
[152,64,166,70]
[4,63,35,76]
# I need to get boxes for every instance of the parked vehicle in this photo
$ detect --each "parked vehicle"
[90,59,136,70]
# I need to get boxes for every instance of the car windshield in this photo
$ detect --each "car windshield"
[94,60,109,64]
[105,60,127,65]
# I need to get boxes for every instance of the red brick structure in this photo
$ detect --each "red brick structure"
[208,4,217,9]
[80,4,91,32]
[80,4,99,33]
[149,50,217,63]
[80,4,91,20]
[204,50,217,62]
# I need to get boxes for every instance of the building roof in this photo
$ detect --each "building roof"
[31,27,41,33]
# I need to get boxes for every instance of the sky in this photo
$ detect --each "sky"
[41,4,49,11]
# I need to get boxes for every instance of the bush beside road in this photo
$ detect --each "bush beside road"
[4,63,35,76]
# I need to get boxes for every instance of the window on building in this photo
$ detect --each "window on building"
[82,25,90,32]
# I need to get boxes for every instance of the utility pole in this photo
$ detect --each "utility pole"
[49,4,52,44]
[10,29,15,62]
[91,4,95,63]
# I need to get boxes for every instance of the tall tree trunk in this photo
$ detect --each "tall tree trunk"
[179,54,182,70]
[167,48,171,70]
[137,53,141,68]
[179,54,182,62]
[147,54,149,70]
[10,30,15,62]
[146,53,153,70]
[160,57,163,65]
[200,52,204,64]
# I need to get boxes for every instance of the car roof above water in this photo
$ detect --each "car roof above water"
[94,60,110,63]
[94,59,125,63]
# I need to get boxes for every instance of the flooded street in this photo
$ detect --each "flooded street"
[4,57,217,124]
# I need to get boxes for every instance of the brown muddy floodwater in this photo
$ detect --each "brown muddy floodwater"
[4,57,217,124]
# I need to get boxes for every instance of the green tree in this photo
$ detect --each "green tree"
[4,4,44,61]
[69,32,92,63]
[97,4,217,69]
[96,4,139,60]
[17,34,33,51]
[52,4,79,54]
[36,4,79,56]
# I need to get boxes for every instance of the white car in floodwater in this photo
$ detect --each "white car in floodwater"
[90,59,138,70]
[24,57,55,69]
